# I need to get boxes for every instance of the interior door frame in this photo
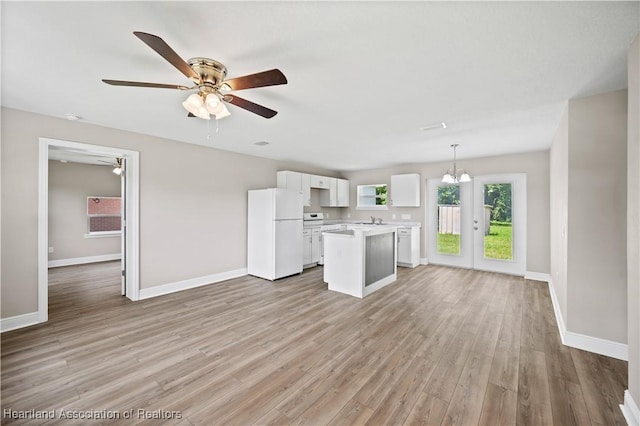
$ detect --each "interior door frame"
[38,137,140,324]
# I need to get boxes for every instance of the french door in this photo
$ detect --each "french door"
[427,173,526,275]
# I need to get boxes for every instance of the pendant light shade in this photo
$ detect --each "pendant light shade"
[182,93,210,120]
[205,94,231,119]
[442,144,471,184]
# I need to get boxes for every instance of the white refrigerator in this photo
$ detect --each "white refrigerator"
[247,188,303,280]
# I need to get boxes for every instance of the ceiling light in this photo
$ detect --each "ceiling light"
[205,93,220,111]
[205,95,231,119]
[214,102,231,119]
[182,93,210,120]
[420,122,447,132]
[64,113,81,121]
[112,158,123,175]
[442,144,471,184]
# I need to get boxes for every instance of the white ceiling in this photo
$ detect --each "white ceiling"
[2,2,638,171]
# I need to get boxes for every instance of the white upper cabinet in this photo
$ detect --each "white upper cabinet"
[277,171,311,206]
[320,178,337,207]
[279,171,349,208]
[310,175,331,189]
[336,178,350,207]
[390,173,421,207]
[320,178,350,207]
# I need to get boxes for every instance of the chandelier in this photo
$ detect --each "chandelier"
[442,144,471,184]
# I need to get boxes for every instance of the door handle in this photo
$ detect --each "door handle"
[474,227,479,230]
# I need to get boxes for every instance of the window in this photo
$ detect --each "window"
[356,184,388,210]
[87,196,121,236]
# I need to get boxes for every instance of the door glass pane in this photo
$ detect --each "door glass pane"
[483,183,512,260]
[437,185,461,255]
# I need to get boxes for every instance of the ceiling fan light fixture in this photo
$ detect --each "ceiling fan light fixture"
[459,172,471,183]
[182,93,210,119]
[214,102,231,119]
[205,93,220,110]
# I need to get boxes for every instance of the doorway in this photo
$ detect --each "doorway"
[38,138,140,324]
[427,173,526,275]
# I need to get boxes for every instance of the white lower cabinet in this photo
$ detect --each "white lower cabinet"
[311,228,321,263]
[303,228,321,268]
[397,226,421,268]
[303,229,312,266]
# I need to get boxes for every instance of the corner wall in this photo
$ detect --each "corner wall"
[566,90,628,344]
[549,89,629,360]
[624,33,640,424]
[549,106,569,324]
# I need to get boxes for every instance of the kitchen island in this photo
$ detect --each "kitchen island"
[323,225,397,298]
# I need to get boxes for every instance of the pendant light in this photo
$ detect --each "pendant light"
[442,144,471,184]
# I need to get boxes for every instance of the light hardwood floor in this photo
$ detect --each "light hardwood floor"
[1,262,628,425]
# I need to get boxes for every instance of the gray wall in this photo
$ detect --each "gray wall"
[549,106,569,322]
[567,90,628,343]
[48,161,121,263]
[1,107,337,318]
[549,89,628,345]
[340,150,550,274]
[627,33,640,414]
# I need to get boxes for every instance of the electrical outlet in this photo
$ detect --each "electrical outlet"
[347,213,351,218]
[48,247,54,253]
[391,214,396,219]
[401,214,411,220]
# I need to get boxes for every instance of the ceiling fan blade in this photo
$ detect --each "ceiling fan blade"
[187,112,195,117]
[133,31,200,82]
[224,94,278,119]
[223,69,287,91]
[102,79,190,90]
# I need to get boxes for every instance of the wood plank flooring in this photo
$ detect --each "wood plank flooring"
[1,262,628,425]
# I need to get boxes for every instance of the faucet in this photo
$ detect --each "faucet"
[376,217,383,225]
[370,216,376,224]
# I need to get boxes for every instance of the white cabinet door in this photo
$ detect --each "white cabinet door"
[311,228,321,263]
[301,173,311,207]
[390,173,421,207]
[310,175,331,189]
[277,171,310,207]
[320,178,337,207]
[337,178,350,207]
[397,226,420,267]
[303,229,312,266]
[397,229,411,264]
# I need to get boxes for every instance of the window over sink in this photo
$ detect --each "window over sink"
[356,184,388,210]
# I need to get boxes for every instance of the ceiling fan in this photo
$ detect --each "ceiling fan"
[102,32,287,120]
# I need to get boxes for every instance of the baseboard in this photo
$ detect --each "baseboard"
[545,276,628,361]
[1,312,40,333]
[524,270,551,282]
[48,253,121,268]
[621,390,640,426]
[138,268,247,300]
[420,257,429,265]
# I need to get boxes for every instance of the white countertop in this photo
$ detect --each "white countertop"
[304,219,421,229]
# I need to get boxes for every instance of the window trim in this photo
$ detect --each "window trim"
[87,196,122,235]
[356,183,389,211]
